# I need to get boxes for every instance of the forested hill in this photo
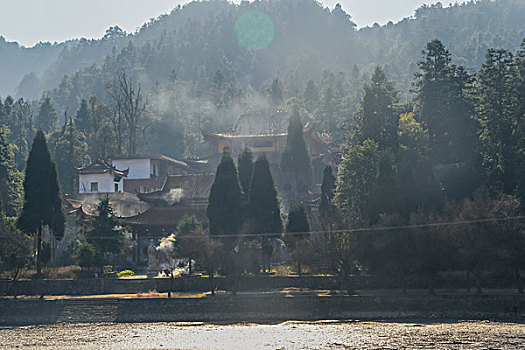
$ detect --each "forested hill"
[2,0,524,104]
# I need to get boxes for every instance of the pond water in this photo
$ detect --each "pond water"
[1,320,524,349]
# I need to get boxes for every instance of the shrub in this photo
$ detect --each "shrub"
[116,269,135,278]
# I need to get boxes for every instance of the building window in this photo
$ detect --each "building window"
[114,183,119,192]
[90,182,99,192]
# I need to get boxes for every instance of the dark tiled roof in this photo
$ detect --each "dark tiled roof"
[203,110,291,138]
[137,174,215,204]
[77,159,129,177]
[121,207,189,227]
[232,110,290,136]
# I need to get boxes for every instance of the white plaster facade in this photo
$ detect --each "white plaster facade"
[112,159,152,179]
[79,173,123,194]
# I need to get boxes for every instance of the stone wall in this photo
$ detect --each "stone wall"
[2,295,525,326]
[0,275,517,297]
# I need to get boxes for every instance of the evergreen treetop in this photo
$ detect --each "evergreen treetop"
[280,110,311,175]
[248,155,282,235]
[207,151,242,236]
[237,146,253,199]
[86,197,124,266]
[356,66,399,151]
[18,131,65,239]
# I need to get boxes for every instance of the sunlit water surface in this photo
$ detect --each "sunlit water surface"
[1,321,525,349]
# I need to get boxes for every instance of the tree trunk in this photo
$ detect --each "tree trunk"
[209,270,215,296]
[188,257,192,277]
[298,260,303,292]
[293,170,298,202]
[515,268,523,294]
[474,270,482,294]
[36,224,42,278]
[168,272,173,298]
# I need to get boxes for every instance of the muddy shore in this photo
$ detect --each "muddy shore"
[1,320,525,349]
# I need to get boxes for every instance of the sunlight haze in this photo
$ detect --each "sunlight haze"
[1,0,442,47]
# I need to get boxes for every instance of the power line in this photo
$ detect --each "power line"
[3,215,524,240]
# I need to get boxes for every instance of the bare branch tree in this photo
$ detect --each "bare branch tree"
[106,71,148,155]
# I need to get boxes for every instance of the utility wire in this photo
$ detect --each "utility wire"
[5,215,525,240]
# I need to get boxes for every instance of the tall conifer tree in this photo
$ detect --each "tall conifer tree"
[249,155,282,271]
[86,198,124,268]
[237,146,253,199]
[281,111,311,198]
[415,39,479,200]
[18,131,65,277]
[356,66,399,151]
[36,96,57,134]
[207,151,242,236]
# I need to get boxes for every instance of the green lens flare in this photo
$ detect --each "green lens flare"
[235,11,274,51]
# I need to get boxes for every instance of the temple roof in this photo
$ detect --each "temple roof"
[137,174,215,204]
[112,154,188,168]
[202,110,291,139]
[120,207,191,227]
[76,159,129,177]
[232,109,290,136]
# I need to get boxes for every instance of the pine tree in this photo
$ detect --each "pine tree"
[237,146,253,199]
[415,39,479,200]
[319,165,336,226]
[270,78,283,106]
[356,66,399,151]
[303,80,319,112]
[0,127,23,216]
[477,48,520,194]
[207,151,242,236]
[415,40,477,163]
[86,198,124,268]
[17,131,65,277]
[50,123,90,195]
[280,111,311,199]
[36,96,57,134]
[74,99,90,134]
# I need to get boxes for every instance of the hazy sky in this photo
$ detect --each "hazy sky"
[0,0,441,47]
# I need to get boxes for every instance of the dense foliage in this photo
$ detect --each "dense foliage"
[17,131,65,276]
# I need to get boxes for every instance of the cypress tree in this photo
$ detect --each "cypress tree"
[285,203,311,281]
[249,155,282,270]
[85,198,124,268]
[280,111,311,199]
[207,151,242,236]
[319,165,336,227]
[249,155,282,234]
[237,146,253,199]
[286,203,310,237]
[18,131,65,277]
[320,166,336,212]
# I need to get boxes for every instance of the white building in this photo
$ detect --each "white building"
[77,159,129,194]
[111,155,189,194]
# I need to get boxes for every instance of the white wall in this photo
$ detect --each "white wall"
[112,159,151,179]
[79,173,122,193]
